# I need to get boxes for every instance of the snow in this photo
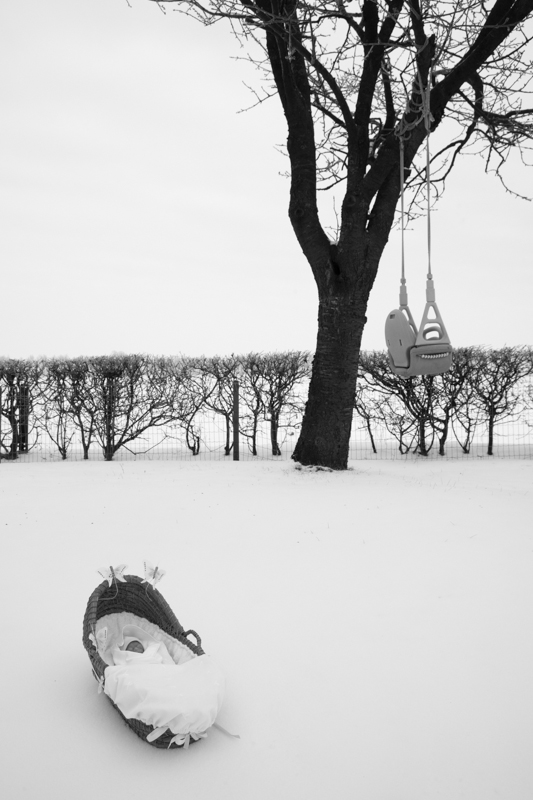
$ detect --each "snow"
[1,458,532,799]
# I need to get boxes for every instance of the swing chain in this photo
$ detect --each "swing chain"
[395,45,435,299]
[399,138,408,309]
[421,66,433,282]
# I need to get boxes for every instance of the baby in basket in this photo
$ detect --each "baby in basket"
[111,625,177,666]
[125,639,144,654]
[103,622,225,742]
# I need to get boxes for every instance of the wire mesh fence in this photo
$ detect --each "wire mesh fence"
[0,411,298,463]
[2,403,533,463]
[1,350,532,463]
[349,414,533,460]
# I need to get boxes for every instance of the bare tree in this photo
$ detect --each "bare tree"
[247,351,310,455]
[162,355,208,455]
[353,380,386,454]
[146,0,533,468]
[441,346,483,454]
[359,350,437,455]
[189,355,240,456]
[360,348,495,457]
[238,353,270,456]
[469,346,530,455]
[522,348,533,434]
[36,354,212,460]
[79,355,182,461]
[381,395,419,454]
[0,363,20,460]
[421,349,482,456]
[63,358,98,460]
[38,359,77,460]
[0,359,42,460]
[406,375,437,456]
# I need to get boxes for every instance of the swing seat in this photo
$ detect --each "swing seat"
[385,309,417,368]
[385,305,452,378]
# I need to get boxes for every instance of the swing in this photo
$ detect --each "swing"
[385,71,453,379]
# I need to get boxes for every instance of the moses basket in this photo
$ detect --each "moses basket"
[83,572,213,749]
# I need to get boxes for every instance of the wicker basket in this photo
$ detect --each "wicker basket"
[83,574,204,749]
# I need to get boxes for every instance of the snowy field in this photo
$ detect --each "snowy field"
[1,457,532,800]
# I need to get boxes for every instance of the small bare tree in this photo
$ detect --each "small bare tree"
[424,351,482,456]
[353,380,386,455]
[189,355,240,456]
[381,395,419,454]
[522,348,533,434]
[38,359,77,460]
[62,358,98,460]
[469,346,531,455]
[250,351,310,456]
[0,359,42,460]
[238,353,269,456]
[441,347,484,454]
[76,355,180,461]
[358,350,437,455]
[161,355,208,456]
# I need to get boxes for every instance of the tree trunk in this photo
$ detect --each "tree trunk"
[438,414,450,456]
[270,411,282,456]
[487,411,495,456]
[418,415,429,456]
[5,411,19,460]
[365,418,377,454]
[18,385,29,452]
[185,419,201,455]
[292,296,365,469]
[104,378,115,461]
[251,416,258,456]
[224,415,231,456]
[82,436,90,460]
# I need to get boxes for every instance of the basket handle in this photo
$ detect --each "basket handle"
[183,629,202,649]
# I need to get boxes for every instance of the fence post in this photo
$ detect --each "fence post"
[232,379,240,461]
[19,384,29,453]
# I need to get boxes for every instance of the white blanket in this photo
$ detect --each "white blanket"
[92,614,225,743]
[104,653,225,740]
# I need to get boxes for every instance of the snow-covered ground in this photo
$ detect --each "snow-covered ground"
[1,458,532,799]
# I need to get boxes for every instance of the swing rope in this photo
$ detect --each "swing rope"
[422,72,433,282]
[397,58,434,305]
[397,50,434,304]
[399,138,408,309]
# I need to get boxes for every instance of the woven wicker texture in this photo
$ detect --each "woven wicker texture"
[82,575,204,749]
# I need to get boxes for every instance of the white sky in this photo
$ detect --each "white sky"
[1,0,532,360]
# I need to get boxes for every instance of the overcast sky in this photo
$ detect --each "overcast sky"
[1,0,532,360]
